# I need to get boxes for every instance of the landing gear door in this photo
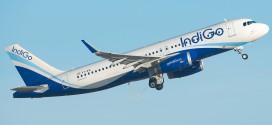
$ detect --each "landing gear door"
[225,21,236,37]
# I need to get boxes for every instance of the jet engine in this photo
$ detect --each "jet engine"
[167,60,203,79]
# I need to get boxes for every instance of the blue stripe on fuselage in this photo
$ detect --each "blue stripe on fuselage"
[13,66,150,98]
[194,42,249,47]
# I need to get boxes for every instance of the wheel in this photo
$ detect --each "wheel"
[155,84,163,90]
[149,77,157,88]
[149,82,156,88]
[242,54,248,60]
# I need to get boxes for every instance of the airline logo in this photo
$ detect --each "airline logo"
[180,28,224,47]
[167,58,184,66]
[12,46,33,60]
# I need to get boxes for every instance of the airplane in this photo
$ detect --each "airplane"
[5,18,269,98]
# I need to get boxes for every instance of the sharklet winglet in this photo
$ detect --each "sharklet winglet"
[81,40,99,53]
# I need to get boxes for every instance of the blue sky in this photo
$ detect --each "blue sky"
[1,0,272,125]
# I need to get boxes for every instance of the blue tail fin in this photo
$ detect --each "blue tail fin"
[5,44,64,86]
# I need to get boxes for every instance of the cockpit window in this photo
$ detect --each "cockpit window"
[243,21,257,26]
[243,22,247,26]
[251,21,257,23]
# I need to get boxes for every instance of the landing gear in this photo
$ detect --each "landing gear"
[149,78,156,88]
[155,84,163,90]
[234,46,248,60]
[149,74,164,90]
[242,54,248,60]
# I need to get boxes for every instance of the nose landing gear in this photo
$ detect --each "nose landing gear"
[242,54,248,60]
[234,46,248,60]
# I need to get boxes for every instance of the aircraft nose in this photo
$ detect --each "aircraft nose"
[255,23,269,40]
[262,24,269,35]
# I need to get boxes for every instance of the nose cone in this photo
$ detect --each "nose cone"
[254,23,269,40]
[261,23,269,35]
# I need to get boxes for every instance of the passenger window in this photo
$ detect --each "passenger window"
[77,76,79,78]
[175,45,177,47]
[156,51,158,53]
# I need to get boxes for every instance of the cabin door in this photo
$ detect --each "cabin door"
[225,21,236,37]
[60,74,70,89]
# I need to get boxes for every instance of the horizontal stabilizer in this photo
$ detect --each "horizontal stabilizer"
[11,84,48,93]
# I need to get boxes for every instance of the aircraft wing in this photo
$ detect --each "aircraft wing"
[11,84,48,93]
[81,40,178,71]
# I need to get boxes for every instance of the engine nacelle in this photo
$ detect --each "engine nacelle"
[160,52,197,73]
[167,60,204,79]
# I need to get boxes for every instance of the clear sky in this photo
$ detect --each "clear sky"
[1,0,272,125]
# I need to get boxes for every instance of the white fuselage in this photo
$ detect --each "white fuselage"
[57,18,268,90]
